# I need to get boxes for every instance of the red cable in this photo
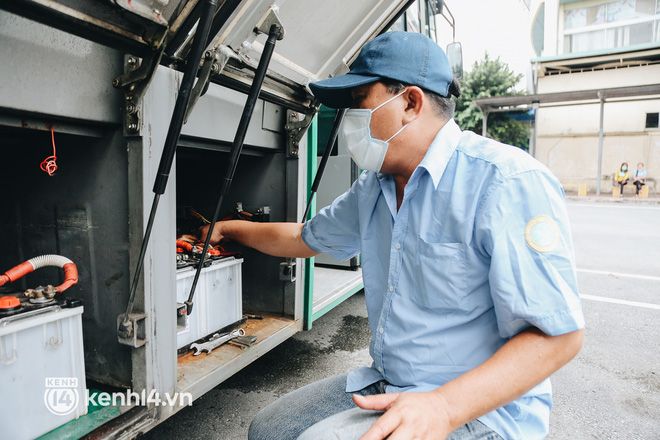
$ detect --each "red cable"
[55,263,79,293]
[40,125,58,176]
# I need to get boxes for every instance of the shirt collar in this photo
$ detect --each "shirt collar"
[376,118,462,190]
[417,118,462,189]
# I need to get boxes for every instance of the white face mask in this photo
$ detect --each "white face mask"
[338,90,408,172]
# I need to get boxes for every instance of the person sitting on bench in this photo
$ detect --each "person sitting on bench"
[632,162,647,198]
[615,163,629,197]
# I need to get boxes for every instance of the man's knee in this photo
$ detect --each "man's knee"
[247,406,270,440]
[248,400,296,440]
[297,408,382,440]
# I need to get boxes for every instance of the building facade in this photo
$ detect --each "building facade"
[530,0,660,194]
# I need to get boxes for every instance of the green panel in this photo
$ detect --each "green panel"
[317,105,338,157]
[303,116,318,331]
[38,389,122,440]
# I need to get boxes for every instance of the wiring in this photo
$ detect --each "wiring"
[187,208,211,224]
[0,254,78,293]
[40,125,58,176]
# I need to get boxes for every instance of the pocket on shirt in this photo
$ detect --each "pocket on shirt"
[412,237,469,310]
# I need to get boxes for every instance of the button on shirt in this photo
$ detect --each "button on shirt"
[302,119,584,440]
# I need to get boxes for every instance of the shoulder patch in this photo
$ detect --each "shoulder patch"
[525,215,560,253]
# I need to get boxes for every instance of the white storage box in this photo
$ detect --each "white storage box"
[0,305,87,440]
[176,257,243,349]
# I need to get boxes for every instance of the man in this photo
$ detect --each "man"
[201,32,584,440]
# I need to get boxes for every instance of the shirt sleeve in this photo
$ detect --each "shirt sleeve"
[301,177,363,261]
[475,170,585,339]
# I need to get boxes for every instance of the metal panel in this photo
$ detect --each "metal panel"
[181,83,284,150]
[127,65,179,415]
[0,11,123,124]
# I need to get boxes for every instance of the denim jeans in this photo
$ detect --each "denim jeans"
[248,373,503,440]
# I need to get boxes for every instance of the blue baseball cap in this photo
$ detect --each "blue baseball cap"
[309,31,454,109]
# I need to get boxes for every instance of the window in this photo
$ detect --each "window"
[563,0,660,54]
[646,112,660,128]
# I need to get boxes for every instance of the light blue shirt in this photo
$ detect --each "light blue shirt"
[634,168,647,179]
[302,119,584,439]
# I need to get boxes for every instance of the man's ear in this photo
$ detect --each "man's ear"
[402,86,424,124]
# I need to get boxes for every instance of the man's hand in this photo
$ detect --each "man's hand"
[197,220,318,258]
[198,222,227,246]
[354,392,454,440]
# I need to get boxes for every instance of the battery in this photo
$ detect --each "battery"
[176,257,243,349]
[0,296,86,440]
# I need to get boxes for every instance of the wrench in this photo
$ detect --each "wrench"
[190,328,245,356]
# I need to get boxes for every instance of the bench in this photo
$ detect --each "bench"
[612,181,650,198]
[563,183,587,197]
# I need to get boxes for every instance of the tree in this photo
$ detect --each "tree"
[454,53,530,150]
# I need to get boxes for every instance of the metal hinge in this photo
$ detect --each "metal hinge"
[117,313,148,347]
[184,46,237,123]
[113,47,165,136]
[285,111,315,158]
[254,6,285,40]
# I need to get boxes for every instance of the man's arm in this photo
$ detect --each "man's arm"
[355,327,584,440]
[199,220,319,259]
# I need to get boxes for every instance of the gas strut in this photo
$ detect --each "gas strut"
[301,108,346,222]
[185,23,283,315]
[118,0,218,340]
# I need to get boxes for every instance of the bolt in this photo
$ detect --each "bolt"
[43,285,57,298]
[112,77,122,88]
[126,102,137,115]
[128,123,139,133]
[205,51,213,60]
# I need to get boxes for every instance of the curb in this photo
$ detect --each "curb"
[565,195,660,205]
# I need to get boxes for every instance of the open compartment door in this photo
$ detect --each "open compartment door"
[3,0,412,112]
[204,0,413,109]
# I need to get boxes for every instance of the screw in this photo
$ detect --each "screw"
[128,123,138,133]
[112,77,122,88]
[126,102,137,115]
[127,57,137,67]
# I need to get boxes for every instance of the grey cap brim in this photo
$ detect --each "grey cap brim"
[308,74,381,109]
